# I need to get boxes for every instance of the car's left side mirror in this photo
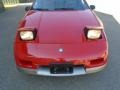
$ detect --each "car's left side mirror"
[90,5,95,10]
[25,6,32,11]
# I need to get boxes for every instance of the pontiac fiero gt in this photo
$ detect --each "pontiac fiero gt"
[14,0,108,76]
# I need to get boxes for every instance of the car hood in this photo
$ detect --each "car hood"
[25,10,100,44]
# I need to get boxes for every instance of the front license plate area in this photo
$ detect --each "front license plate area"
[50,63,73,74]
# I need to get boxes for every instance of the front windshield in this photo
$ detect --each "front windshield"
[33,0,89,11]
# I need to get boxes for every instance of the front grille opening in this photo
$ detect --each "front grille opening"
[20,60,33,66]
[90,58,104,65]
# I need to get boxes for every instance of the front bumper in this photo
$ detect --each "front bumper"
[17,64,107,77]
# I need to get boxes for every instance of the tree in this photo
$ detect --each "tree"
[0,0,5,12]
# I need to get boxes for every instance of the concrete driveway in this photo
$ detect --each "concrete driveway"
[0,6,120,90]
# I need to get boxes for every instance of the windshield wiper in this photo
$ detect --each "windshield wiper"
[34,8,52,11]
[55,8,75,10]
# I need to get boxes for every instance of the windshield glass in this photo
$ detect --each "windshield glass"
[33,0,89,11]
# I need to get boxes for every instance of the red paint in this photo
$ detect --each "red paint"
[14,9,108,69]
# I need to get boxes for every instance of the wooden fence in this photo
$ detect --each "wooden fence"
[2,0,19,5]
[2,0,33,5]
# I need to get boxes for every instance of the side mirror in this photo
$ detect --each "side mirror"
[90,5,95,10]
[25,6,32,11]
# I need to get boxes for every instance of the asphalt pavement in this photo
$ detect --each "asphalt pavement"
[0,6,120,90]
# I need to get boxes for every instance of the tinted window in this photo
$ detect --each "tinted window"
[33,0,88,11]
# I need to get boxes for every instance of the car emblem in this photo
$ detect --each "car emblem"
[59,48,64,53]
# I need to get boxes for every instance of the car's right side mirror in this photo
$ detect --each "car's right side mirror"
[25,6,32,11]
[90,5,95,10]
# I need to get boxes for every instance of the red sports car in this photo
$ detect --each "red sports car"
[14,0,108,76]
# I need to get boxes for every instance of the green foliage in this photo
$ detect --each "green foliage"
[0,1,5,12]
